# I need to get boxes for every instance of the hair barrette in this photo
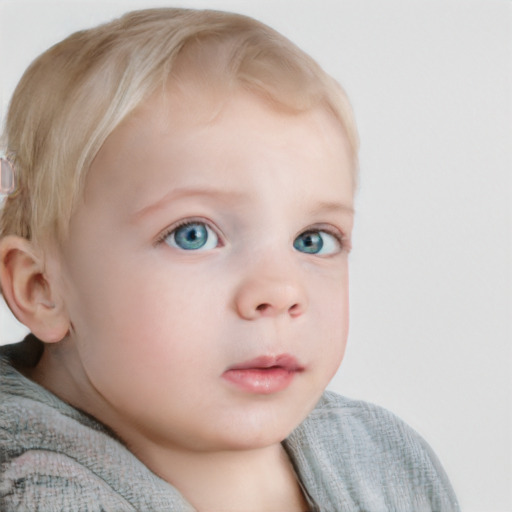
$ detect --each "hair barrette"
[0,156,16,195]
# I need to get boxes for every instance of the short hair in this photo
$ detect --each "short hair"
[0,7,359,245]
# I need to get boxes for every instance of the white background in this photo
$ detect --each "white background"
[0,1,510,510]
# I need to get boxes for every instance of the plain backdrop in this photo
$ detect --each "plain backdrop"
[0,1,511,510]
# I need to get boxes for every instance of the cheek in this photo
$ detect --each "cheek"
[80,262,225,362]
[315,264,349,323]
[309,271,349,363]
[71,278,219,410]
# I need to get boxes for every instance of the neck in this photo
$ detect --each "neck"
[139,440,309,512]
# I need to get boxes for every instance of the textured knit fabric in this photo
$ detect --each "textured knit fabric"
[0,337,460,511]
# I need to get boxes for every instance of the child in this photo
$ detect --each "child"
[0,8,459,511]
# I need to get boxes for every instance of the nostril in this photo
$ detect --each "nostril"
[288,303,302,317]
[254,303,302,316]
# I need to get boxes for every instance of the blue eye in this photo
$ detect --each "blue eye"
[293,230,340,255]
[165,222,219,251]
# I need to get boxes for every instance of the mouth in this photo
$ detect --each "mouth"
[222,354,304,394]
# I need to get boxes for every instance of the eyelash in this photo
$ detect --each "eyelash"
[154,219,350,254]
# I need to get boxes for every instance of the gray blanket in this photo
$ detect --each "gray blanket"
[0,337,459,511]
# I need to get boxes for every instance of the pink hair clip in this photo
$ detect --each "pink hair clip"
[0,156,16,195]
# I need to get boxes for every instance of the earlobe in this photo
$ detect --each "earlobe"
[0,235,69,343]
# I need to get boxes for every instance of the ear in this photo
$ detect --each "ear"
[0,235,69,343]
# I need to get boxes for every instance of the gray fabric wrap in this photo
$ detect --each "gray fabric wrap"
[0,340,460,511]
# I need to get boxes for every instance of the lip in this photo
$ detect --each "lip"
[222,354,304,394]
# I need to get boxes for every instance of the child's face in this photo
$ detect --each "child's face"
[54,88,354,453]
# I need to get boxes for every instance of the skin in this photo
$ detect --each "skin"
[19,88,355,511]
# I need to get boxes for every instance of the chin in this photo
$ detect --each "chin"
[211,403,313,451]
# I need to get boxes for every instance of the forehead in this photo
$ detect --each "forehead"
[83,87,354,212]
[125,85,348,148]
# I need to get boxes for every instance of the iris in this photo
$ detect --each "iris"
[294,231,323,254]
[169,223,217,250]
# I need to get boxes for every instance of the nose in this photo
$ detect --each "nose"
[234,265,308,320]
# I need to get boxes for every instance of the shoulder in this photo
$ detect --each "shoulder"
[285,391,460,511]
[0,449,138,512]
[0,353,133,511]
[0,344,193,512]
[312,391,436,456]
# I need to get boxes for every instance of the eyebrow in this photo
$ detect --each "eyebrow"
[309,200,355,217]
[131,186,250,222]
[132,186,354,223]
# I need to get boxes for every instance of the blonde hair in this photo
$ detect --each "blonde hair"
[0,7,358,245]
